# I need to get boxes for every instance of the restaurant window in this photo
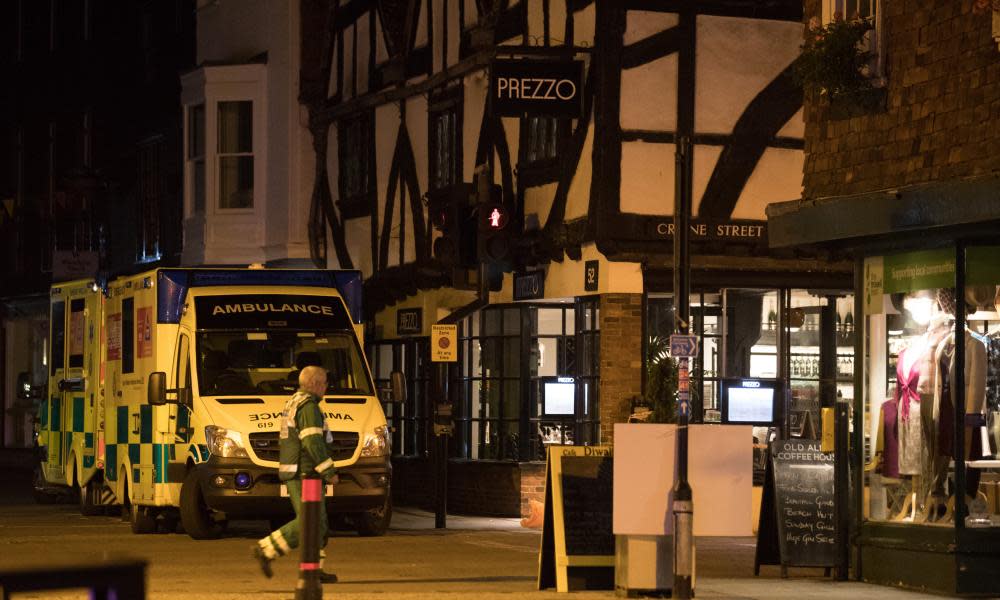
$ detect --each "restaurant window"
[337,113,373,211]
[521,116,566,165]
[217,100,253,210]
[428,89,461,192]
[455,301,599,461]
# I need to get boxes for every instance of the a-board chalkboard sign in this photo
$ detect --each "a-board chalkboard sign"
[537,445,615,592]
[754,439,836,577]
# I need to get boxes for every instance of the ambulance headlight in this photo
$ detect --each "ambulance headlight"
[205,425,249,458]
[360,425,391,457]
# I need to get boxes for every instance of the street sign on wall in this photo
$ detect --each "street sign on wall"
[490,59,584,118]
[431,324,458,362]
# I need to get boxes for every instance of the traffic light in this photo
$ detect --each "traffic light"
[429,183,476,268]
[476,179,510,268]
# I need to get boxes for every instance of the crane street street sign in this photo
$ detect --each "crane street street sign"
[670,334,699,358]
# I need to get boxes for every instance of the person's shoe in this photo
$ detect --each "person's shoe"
[318,571,338,584]
[252,545,274,578]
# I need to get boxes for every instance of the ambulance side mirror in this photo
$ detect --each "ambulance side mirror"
[148,372,168,406]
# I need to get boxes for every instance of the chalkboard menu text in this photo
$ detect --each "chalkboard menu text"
[755,439,837,576]
[537,446,615,592]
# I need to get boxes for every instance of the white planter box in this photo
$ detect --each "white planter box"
[613,423,754,537]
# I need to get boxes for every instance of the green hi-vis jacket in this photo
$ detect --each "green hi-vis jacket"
[278,390,337,482]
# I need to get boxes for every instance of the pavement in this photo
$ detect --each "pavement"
[0,453,964,599]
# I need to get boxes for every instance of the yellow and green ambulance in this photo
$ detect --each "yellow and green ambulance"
[39,268,392,538]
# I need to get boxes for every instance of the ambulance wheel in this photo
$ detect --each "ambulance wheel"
[130,502,157,534]
[356,495,391,537]
[80,477,103,516]
[180,469,223,540]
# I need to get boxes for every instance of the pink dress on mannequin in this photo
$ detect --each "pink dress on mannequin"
[896,348,924,476]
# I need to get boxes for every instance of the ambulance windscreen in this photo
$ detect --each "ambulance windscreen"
[195,331,373,397]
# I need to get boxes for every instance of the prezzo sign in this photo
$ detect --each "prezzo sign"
[490,59,584,118]
[396,308,423,335]
[514,271,545,301]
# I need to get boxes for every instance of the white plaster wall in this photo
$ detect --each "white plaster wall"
[619,142,721,216]
[564,119,594,221]
[464,0,478,27]
[405,94,429,197]
[464,72,488,176]
[621,54,678,132]
[448,0,461,67]
[414,0,428,47]
[550,0,567,45]
[433,0,445,72]
[527,0,544,43]
[343,24,356,100]
[375,14,389,64]
[695,15,803,135]
[328,44,339,98]
[196,0,269,64]
[574,2,596,46]
[356,15,371,94]
[499,117,519,181]
[624,11,679,45]
[326,124,340,215]
[544,244,642,299]
[732,148,804,220]
[345,217,374,278]
[777,108,805,139]
[524,182,558,229]
[375,104,399,266]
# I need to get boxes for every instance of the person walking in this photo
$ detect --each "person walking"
[253,365,339,583]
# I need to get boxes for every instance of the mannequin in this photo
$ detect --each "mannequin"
[892,295,951,521]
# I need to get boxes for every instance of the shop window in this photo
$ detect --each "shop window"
[863,246,1000,527]
[217,100,253,209]
[337,113,373,213]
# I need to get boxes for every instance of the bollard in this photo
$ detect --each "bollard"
[296,476,323,600]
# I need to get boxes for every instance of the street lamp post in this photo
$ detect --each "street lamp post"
[672,136,694,599]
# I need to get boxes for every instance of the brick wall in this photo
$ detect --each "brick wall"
[519,461,547,519]
[803,0,1000,200]
[391,456,544,518]
[598,293,643,445]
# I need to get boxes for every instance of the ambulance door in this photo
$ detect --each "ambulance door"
[63,296,89,486]
[44,297,67,484]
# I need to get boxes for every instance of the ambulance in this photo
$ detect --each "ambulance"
[39,268,393,538]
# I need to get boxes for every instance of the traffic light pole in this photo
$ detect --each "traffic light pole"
[672,136,694,599]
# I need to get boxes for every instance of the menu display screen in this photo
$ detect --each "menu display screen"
[722,378,782,425]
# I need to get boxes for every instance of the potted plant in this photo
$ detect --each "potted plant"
[796,14,881,114]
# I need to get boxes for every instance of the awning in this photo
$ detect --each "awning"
[766,176,1000,249]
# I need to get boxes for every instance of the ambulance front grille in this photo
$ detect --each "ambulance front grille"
[248,431,360,463]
